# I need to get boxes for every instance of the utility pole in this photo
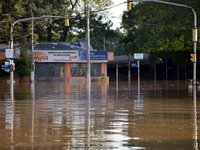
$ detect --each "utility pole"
[128,54,131,83]
[86,6,90,84]
[31,13,35,82]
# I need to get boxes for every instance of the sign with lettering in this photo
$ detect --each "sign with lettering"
[33,50,107,62]
[134,53,143,60]
[131,63,138,67]
[5,49,14,59]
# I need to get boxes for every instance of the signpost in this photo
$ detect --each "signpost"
[134,53,144,97]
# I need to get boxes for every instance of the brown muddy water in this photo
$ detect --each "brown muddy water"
[0,80,199,150]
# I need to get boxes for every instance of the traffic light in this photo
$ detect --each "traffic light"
[8,41,11,49]
[190,54,194,62]
[127,1,131,10]
[65,15,69,26]
[12,63,15,71]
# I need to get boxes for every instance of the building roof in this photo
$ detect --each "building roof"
[0,41,94,52]
[0,42,19,52]
[23,41,94,51]
[107,54,162,68]
[108,53,149,64]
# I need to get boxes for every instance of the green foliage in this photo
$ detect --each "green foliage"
[0,0,126,56]
[15,52,31,75]
[91,78,100,82]
[121,0,200,66]
[75,14,126,55]
[0,0,113,44]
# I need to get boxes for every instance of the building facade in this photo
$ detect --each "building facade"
[28,42,114,83]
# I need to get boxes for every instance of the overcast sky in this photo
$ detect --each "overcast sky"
[110,1,127,29]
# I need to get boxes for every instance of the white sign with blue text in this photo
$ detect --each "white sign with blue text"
[134,53,143,60]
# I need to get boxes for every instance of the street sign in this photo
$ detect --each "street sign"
[131,63,138,67]
[1,65,11,70]
[134,53,143,60]
[5,49,14,59]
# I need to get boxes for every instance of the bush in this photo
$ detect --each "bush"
[91,78,100,82]
[15,52,31,75]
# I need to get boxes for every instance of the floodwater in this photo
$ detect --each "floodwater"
[0,80,199,150]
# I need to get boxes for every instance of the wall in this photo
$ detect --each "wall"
[64,62,109,84]
[0,52,6,63]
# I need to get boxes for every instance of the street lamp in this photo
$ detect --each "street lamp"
[128,0,197,87]
[10,15,69,86]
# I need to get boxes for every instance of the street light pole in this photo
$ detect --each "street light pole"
[10,15,69,85]
[130,0,197,87]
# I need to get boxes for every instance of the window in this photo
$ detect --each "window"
[71,63,101,77]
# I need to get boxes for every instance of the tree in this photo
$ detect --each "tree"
[75,13,126,55]
[0,0,113,44]
[0,0,27,44]
[15,52,31,75]
[121,0,200,66]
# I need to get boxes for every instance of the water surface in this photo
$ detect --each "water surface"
[0,80,199,150]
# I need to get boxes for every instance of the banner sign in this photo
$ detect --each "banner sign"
[34,51,77,62]
[77,51,107,61]
[90,51,107,60]
[33,50,107,62]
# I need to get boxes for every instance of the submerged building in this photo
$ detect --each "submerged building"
[24,42,114,83]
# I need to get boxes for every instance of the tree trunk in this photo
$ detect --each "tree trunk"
[47,24,52,42]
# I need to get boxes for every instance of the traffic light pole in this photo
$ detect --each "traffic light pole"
[129,0,197,87]
[10,15,69,86]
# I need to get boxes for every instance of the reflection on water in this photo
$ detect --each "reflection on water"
[0,80,199,150]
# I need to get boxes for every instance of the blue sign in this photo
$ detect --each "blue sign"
[10,60,13,65]
[78,51,107,61]
[131,63,138,67]
[1,65,11,70]
[90,51,107,60]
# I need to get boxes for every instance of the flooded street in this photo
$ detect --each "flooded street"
[0,80,199,150]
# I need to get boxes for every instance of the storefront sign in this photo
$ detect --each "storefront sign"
[77,51,107,61]
[34,50,107,62]
[33,51,77,62]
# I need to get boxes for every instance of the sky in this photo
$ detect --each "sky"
[110,1,127,29]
